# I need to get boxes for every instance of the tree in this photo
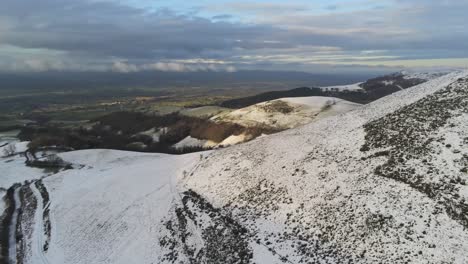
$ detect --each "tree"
[2,144,16,157]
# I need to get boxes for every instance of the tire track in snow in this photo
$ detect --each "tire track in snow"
[8,186,21,264]
[30,182,50,264]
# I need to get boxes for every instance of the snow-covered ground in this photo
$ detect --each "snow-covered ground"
[0,152,45,190]
[2,70,468,263]
[0,140,46,190]
[174,134,250,149]
[8,149,201,264]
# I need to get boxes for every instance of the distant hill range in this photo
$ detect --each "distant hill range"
[221,71,450,108]
[220,87,324,108]
[0,70,372,91]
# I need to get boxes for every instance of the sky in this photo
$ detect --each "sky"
[0,0,467,74]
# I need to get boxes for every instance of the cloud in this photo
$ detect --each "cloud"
[111,61,138,73]
[0,0,467,73]
[214,2,310,14]
[111,61,237,73]
[211,14,233,20]
[325,5,339,11]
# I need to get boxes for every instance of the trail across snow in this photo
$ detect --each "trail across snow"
[30,183,49,264]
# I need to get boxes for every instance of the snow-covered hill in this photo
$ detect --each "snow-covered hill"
[321,71,451,93]
[171,96,360,149]
[400,70,452,81]
[211,96,360,129]
[1,70,468,263]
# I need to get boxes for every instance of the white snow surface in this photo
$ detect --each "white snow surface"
[0,154,45,190]
[0,138,29,157]
[4,70,468,263]
[174,134,249,149]
[173,136,217,149]
[42,150,201,264]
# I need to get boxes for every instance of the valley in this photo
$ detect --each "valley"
[1,70,467,263]
[1,71,443,156]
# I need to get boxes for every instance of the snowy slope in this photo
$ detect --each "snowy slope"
[212,96,361,129]
[401,70,451,81]
[2,149,202,264]
[2,70,468,264]
[182,70,468,263]
[319,70,447,92]
[43,150,200,264]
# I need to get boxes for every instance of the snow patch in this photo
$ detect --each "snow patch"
[173,136,217,149]
[321,82,364,91]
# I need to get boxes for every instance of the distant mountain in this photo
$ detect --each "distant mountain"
[213,96,360,130]
[221,71,452,108]
[220,87,324,108]
[357,71,449,101]
[0,70,372,91]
